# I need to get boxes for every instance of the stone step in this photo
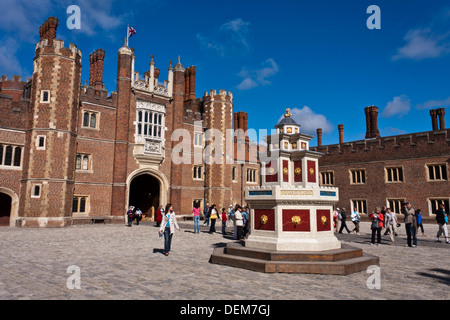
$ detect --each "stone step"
[225,243,364,262]
[210,245,379,275]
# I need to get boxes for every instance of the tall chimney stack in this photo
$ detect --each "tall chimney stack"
[89,49,105,89]
[338,124,344,144]
[316,128,322,147]
[430,109,438,131]
[365,106,380,139]
[39,17,59,45]
[437,108,446,130]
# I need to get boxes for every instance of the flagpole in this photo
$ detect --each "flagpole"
[126,24,129,47]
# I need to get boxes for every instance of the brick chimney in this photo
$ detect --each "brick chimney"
[430,109,438,131]
[39,17,59,45]
[234,111,249,143]
[365,106,380,139]
[89,49,105,89]
[316,128,322,147]
[338,124,344,144]
[184,66,196,101]
[437,108,446,130]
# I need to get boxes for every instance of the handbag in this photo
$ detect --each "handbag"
[371,219,379,230]
[210,209,218,220]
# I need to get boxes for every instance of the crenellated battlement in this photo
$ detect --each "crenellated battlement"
[311,129,450,164]
[203,89,233,103]
[35,39,82,60]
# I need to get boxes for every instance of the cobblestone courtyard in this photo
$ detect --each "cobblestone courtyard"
[0,220,449,300]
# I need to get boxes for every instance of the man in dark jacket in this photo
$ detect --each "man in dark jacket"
[435,202,449,243]
[338,208,351,234]
[402,202,417,247]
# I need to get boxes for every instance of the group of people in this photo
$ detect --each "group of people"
[197,203,250,240]
[127,200,448,256]
[333,202,449,247]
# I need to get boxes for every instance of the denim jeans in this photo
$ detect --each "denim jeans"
[164,226,172,253]
[405,223,417,247]
[194,216,200,233]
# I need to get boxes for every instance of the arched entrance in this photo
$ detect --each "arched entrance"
[128,174,160,220]
[0,192,12,226]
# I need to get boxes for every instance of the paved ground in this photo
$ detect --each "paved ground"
[0,220,449,301]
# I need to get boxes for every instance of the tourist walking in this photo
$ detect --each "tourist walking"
[208,204,219,234]
[134,208,142,225]
[350,209,360,234]
[415,209,426,237]
[233,204,245,240]
[159,204,180,256]
[435,202,449,244]
[126,206,135,227]
[384,208,397,242]
[369,207,384,245]
[338,208,351,234]
[333,208,341,233]
[402,202,417,247]
[203,203,210,227]
[192,203,201,233]
[221,207,227,235]
[155,205,163,227]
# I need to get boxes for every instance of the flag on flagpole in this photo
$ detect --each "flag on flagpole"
[126,25,136,46]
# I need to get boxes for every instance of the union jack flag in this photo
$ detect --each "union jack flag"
[127,26,136,38]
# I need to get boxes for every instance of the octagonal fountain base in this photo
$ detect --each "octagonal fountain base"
[210,242,379,275]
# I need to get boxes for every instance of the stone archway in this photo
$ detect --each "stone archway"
[126,168,168,221]
[0,188,19,227]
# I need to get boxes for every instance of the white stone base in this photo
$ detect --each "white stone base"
[245,233,341,252]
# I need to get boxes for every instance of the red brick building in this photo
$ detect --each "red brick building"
[0,17,260,227]
[312,106,449,218]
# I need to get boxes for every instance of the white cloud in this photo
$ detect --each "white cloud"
[392,28,450,61]
[237,58,279,90]
[197,18,251,57]
[381,95,411,118]
[0,38,25,76]
[416,97,450,109]
[277,106,333,136]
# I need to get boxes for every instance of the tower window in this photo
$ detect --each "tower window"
[40,90,50,103]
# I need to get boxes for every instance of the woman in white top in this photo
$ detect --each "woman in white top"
[159,204,180,256]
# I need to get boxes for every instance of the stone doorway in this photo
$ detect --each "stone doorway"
[128,174,160,221]
[0,192,12,226]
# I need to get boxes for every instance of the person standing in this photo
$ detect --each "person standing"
[135,208,142,225]
[416,209,426,237]
[384,208,397,242]
[203,203,210,227]
[338,208,351,234]
[208,204,219,234]
[350,209,361,235]
[435,202,449,244]
[192,203,201,233]
[155,205,163,227]
[402,202,417,247]
[333,208,341,233]
[233,204,245,240]
[159,204,180,256]
[126,206,135,227]
[369,207,384,245]
[221,207,227,235]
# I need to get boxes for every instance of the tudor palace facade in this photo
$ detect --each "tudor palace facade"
[0,17,260,227]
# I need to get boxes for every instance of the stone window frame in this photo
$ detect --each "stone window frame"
[72,195,89,214]
[135,101,165,144]
[426,163,448,182]
[385,166,405,183]
[351,199,368,215]
[81,109,100,130]
[75,153,92,172]
[31,184,42,198]
[40,90,50,103]
[35,135,46,150]
[193,165,203,180]
[386,198,406,215]
[246,168,257,183]
[349,168,366,185]
[232,166,237,182]
[193,132,203,148]
[0,144,23,169]
[320,170,334,186]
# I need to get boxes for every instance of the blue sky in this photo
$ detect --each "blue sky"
[1,0,449,146]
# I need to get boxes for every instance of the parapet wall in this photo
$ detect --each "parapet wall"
[312,129,450,165]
